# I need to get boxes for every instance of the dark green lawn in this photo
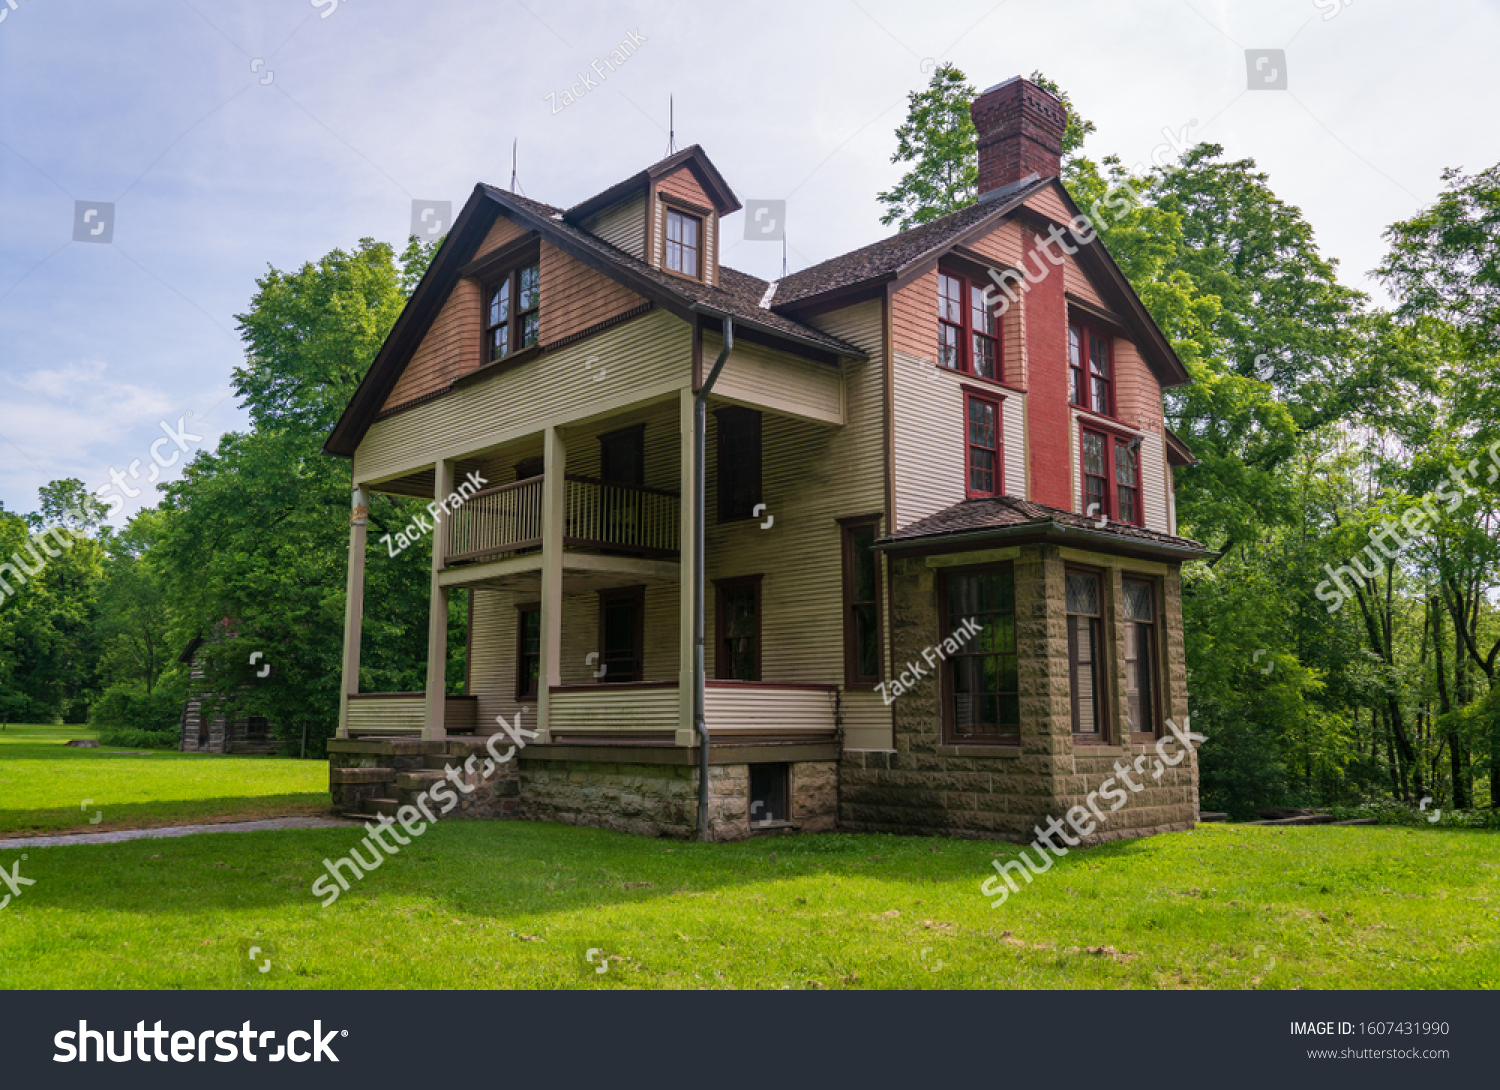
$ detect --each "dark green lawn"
[0,724,327,837]
[0,818,1493,989]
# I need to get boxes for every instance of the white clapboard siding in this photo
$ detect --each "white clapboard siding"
[839,688,894,751]
[469,588,525,736]
[1140,430,1170,533]
[548,686,680,733]
[355,310,690,485]
[580,192,647,260]
[1003,391,1027,500]
[704,685,837,735]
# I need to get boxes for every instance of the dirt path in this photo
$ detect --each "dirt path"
[0,815,362,850]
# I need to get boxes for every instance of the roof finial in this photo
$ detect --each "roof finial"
[668,95,676,156]
[510,138,518,193]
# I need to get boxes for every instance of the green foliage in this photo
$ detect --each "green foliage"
[877,64,978,230]
[91,680,185,747]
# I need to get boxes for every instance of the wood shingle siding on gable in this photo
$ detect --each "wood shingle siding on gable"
[354,309,690,485]
[537,240,647,345]
[579,191,647,259]
[382,278,482,412]
[1022,186,1073,226]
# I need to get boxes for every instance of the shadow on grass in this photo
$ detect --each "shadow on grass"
[0,794,331,838]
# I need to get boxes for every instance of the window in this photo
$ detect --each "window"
[1068,323,1112,414]
[941,567,1019,743]
[715,406,762,521]
[486,262,540,362]
[965,391,1002,498]
[597,587,644,683]
[715,576,762,681]
[1081,429,1108,519]
[1115,438,1141,526]
[841,518,882,686]
[514,456,544,481]
[936,269,1001,379]
[1123,579,1158,737]
[245,715,269,740]
[665,208,701,278]
[599,425,644,487]
[515,603,541,700]
[1067,570,1105,739]
[749,763,789,826]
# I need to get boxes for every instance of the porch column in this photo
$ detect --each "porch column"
[424,458,455,741]
[337,483,369,739]
[676,387,698,746]
[536,426,566,744]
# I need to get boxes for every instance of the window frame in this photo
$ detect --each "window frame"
[484,260,541,365]
[962,388,1004,499]
[1114,436,1143,528]
[1080,427,1110,521]
[598,424,646,487]
[664,205,704,280]
[713,574,763,682]
[1068,321,1112,416]
[839,515,884,688]
[515,601,541,702]
[935,267,1002,382]
[1065,566,1111,744]
[1077,425,1146,528]
[937,562,1021,746]
[596,585,645,684]
[714,406,763,523]
[1122,576,1162,741]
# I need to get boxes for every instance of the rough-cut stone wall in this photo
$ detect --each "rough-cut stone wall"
[521,760,699,838]
[840,543,1198,843]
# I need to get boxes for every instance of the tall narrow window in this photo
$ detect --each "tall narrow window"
[1068,326,1085,406]
[715,576,762,681]
[515,603,541,700]
[938,273,963,370]
[599,425,645,486]
[1088,331,1111,415]
[486,261,541,362]
[597,587,644,683]
[1081,430,1108,519]
[965,391,1002,498]
[841,518,882,686]
[943,567,1019,743]
[970,283,997,379]
[665,208,701,278]
[715,407,762,521]
[1115,438,1141,526]
[1067,570,1105,739]
[1123,579,1157,737]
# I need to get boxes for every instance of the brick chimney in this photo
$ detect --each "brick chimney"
[970,76,1066,198]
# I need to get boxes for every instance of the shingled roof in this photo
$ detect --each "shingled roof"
[774,175,1052,307]
[877,494,1215,561]
[485,186,863,358]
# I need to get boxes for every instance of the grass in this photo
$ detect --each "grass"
[0,723,328,837]
[0,818,1495,989]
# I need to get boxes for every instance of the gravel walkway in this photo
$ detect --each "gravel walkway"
[0,815,362,850]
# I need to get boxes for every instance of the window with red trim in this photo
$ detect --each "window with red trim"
[936,270,1000,380]
[965,391,1002,498]
[1068,322,1112,415]
[1078,429,1146,527]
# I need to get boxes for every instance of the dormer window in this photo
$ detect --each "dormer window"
[665,208,701,278]
[937,270,999,380]
[486,262,540,362]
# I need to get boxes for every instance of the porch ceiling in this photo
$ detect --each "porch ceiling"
[438,550,680,594]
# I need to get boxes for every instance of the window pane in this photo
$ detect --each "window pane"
[969,447,994,494]
[1068,326,1082,368]
[1123,580,1153,622]
[938,323,960,369]
[1070,614,1100,734]
[518,264,539,312]
[1066,572,1100,615]
[968,399,995,448]
[520,312,539,348]
[938,274,963,322]
[1092,376,1109,414]
[1089,334,1109,376]
[970,284,995,335]
[1081,433,1105,475]
[492,324,509,360]
[489,284,507,327]
[602,599,638,681]
[667,210,682,243]
[722,586,757,681]
[946,569,1017,740]
[972,334,995,379]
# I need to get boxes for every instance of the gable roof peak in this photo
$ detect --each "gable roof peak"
[563,143,741,223]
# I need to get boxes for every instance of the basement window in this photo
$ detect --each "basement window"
[749,763,790,828]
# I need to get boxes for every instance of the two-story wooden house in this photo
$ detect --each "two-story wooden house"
[323,75,1213,843]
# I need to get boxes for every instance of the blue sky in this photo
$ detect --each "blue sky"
[1,0,1495,521]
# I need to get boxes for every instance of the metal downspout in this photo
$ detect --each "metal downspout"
[695,317,733,840]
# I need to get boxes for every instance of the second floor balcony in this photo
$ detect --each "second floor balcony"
[444,474,681,567]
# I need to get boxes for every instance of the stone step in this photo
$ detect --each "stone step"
[396,770,447,791]
[330,766,396,785]
[361,797,399,818]
[1197,811,1228,822]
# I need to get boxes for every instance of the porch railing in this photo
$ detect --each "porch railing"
[444,474,679,565]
